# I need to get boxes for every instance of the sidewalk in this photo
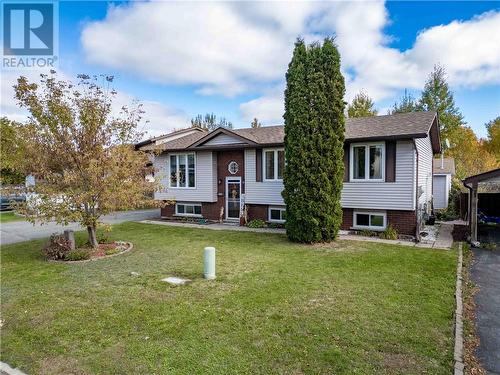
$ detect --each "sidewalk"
[138,220,454,249]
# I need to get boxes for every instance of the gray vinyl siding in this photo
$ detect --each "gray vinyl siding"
[244,149,285,205]
[246,142,416,209]
[341,140,416,210]
[415,136,433,211]
[204,134,246,146]
[153,151,217,202]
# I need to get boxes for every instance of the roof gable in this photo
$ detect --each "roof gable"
[189,127,258,148]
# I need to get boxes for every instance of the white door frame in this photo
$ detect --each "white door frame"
[225,176,241,221]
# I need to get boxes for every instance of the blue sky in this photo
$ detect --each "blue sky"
[2,1,499,138]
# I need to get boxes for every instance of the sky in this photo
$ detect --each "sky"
[1,0,499,139]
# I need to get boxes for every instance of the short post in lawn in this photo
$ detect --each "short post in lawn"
[204,247,216,280]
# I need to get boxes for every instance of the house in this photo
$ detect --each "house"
[137,111,441,238]
[432,157,455,210]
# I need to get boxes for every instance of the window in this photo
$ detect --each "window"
[264,148,285,181]
[228,161,239,175]
[350,143,385,181]
[353,211,386,230]
[170,153,195,188]
[175,203,202,216]
[269,207,286,223]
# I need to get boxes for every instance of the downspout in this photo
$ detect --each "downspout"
[413,139,420,242]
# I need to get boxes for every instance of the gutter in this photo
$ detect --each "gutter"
[413,139,420,242]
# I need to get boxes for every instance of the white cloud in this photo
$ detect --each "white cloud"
[0,70,188,138]
[239,85,284,125]
[80,2,500,124]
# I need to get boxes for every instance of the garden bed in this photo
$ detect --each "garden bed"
[48,241,133,263]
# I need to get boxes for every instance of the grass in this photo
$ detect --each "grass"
[1,222,457,374]
[0,211,25,223]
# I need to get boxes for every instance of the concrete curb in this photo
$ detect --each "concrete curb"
[0,361,28,375]
[454,242,464,375]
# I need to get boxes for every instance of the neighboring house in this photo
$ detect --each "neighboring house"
[432,157,455,210]
[137,111,441,238]
[135,127,206,182]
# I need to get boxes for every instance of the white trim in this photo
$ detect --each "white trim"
[349,142,385,182]
[168,152,197,189]
[225,176,241,221]
[268,206,286,223]
[353,210,387,230]
[175,202,202,217]
[263,148,284,182]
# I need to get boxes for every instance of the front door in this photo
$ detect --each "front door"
[226,177,241,220]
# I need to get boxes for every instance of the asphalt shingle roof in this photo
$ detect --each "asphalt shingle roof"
[139,111,438,151]
[433,157,456,175]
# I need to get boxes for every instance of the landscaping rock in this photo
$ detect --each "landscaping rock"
[161,277,191,285]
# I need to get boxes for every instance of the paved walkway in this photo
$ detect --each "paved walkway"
[0,209,160,246]
[470,248,500,374]
[138,220,454,249]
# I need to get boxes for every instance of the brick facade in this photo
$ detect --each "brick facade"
[341,208,415,236]
[163,202,416,236]
[161,150,245,222]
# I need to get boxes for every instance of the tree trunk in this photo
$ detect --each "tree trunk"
[87,225,98,248]
[64,230,76,250]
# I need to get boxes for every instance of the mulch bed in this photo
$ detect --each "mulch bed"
[48,241,133,263]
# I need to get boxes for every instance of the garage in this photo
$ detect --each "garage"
[463,168,500,245]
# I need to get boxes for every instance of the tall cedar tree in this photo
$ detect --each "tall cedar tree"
[347,91,377,118]
[283,38,345,243]
[13,72,159,247]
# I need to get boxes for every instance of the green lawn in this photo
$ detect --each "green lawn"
[0,211,25,223]
[0,222,457,374]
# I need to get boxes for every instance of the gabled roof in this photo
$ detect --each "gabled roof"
[135,127,206,150]
[433,157,456,175]
[140,111,441,153]
[189,127,260,149]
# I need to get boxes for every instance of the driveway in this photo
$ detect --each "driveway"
[470,248,500,374]
[0,209,160,246]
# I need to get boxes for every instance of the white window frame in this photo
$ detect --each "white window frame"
[169,153,196,189]
[175,202,202,217]
[349,142,385,182]
[353,211,387,230]
[268,206,286,223]
[263,148,285,182]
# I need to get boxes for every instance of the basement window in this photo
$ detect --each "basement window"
[175,203,202,217]
[353,211,386,230]
[269,207,286,223]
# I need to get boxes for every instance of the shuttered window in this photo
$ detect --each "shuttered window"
[349,143,385,182]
